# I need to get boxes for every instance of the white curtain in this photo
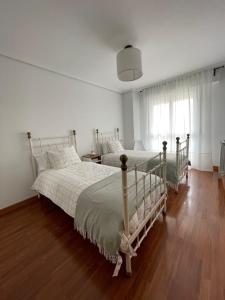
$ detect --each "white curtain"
[139,70,213,171]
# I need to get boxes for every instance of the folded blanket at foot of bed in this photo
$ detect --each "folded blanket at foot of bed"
[74,171,163,263]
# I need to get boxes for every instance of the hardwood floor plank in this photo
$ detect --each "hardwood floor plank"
[0,170,225,300]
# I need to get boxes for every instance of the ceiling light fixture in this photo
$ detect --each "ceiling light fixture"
[117,45,143,81]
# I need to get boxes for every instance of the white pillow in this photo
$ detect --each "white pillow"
[48,151,68,169]
[63,146,81,164]
[48,146,81,169]
[34,152,51,173]
[108,140,124,153]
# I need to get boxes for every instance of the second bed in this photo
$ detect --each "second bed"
[96,128,190,192]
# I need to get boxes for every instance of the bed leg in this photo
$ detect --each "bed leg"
[125,254,132,277]
[186,167,189,179]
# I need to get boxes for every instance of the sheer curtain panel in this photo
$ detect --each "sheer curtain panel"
[139,70,212,171]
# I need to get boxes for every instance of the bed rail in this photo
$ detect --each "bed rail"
[114,141,167,277]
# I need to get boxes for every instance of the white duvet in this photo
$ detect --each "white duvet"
[32,162,119,218]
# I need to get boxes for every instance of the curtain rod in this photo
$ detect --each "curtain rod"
[213,65,224,76]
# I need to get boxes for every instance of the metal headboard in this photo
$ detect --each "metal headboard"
[95,128,120,154]
[27,130,77,179]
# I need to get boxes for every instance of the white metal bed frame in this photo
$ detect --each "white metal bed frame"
[95,128,190,193]
[27,130,167,277]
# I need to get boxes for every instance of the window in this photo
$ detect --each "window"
[146,97,192,152]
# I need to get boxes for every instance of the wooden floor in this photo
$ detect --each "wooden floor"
[1,170,225,300]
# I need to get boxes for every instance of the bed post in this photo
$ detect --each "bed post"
[186,134,190,178]
[120,154,132,277]
[186,134,190,159]
[162,141,167,215]
[117,128,119,140]
[175,137,180,193]
[96,129,100,154]
[72,130,77,152]
[27,132,35,179]
[27,132,40,198]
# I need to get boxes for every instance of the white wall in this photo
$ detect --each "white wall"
[212,77,225,165]
[0,55,123,209]
[122,91,134,149]
[122,90,141,149]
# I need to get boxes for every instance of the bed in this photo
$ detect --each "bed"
[96,128,190,192]
[27,130,167,277]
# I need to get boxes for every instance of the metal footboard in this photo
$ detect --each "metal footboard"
[114,141,167,277]
[175,134,190,192]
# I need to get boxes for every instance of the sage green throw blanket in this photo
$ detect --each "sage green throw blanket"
[74,170,154,263]
[102,150,179,185]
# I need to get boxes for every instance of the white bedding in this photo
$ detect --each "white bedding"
[101,150,158,168]
[32,161,164,251]
[32,162,119,217]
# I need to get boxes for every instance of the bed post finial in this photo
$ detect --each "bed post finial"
[27,132,31,139]
[162,141,167,152]
[72,130,76,136]
[120,154,128,171]
[176,137,180,144]
[116,128,119,140]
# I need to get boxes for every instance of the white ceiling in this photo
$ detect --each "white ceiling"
[0,0,225,93]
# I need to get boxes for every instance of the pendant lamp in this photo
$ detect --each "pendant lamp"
[117,45,143,81]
